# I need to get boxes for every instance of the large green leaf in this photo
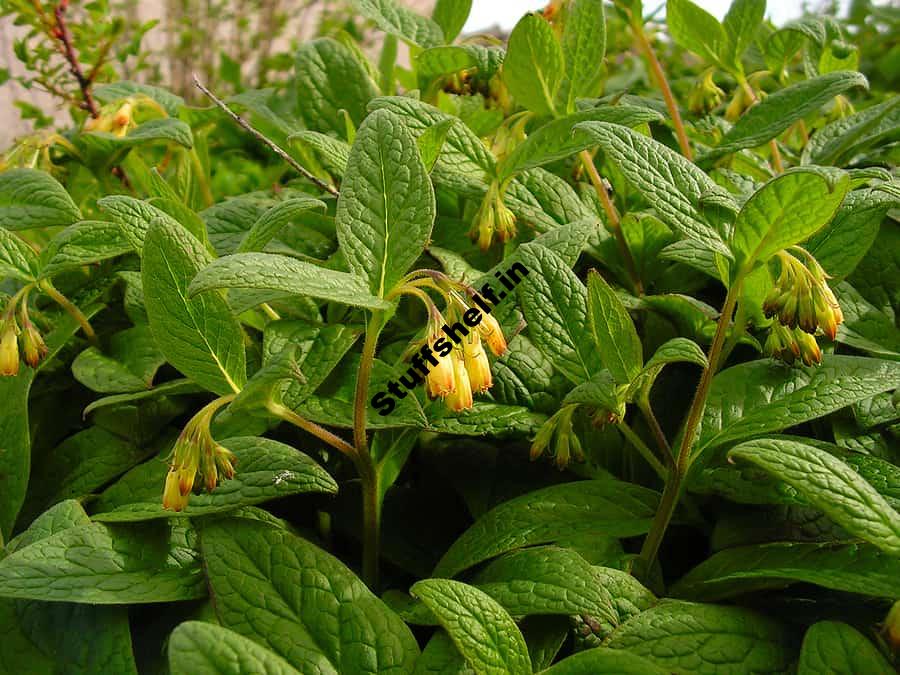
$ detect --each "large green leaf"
[0,169,80,232]
[168,622,301,675]
[517,243,597,384]
[189,253,391,310]
[722,0,766,69]
[730,168,850,271]
[336,108,436,298]
[0,227,40,282]
[236,198,327,254]
[472,546,618,628]
[586,270,642,384]
[353,0,444,47]
[701,71,869,163]
[433,479,660,578]
[542,649,668,675]
[556,0,606,113]
[666,0,728,67]
[200,518,419,673]
[0,521,204,603]
[696,356,900,454]
[728,438,900,554]
[142,217,247,395]
[91,436,337,522]
[605,600,795,674]
[41,220,133,277]
[294,38,378,137]
[797,621,894,675]
[671,541,900,601]
[497,106,661,182]
[411,579,531,675]
[503,13,564,118]
[71,325,165,393]
[412,631,472,675]
[575,121,734,256]
[802,96,900,166]
[96,195,181,252]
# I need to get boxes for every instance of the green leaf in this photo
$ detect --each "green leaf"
[295,38,378,137]
[288,130,351,175]
[587,270,642,384]
[416,45,478,78]
[700,71,869,163]
[556,0,606,114]
[472,546,619,628]
[802,96,900,166]
[0,521,205,603]
[517,243,597,384]
[5,499,92,555]
[0,227,40,282]
[432,0,471,43]
[696,356,900,454]
[95,81,184,116]
[41,220,133,277]
[671,541,900,601]
[722,0,766,68]
[728,438,900,554]
[411,579,531,675]
[575,122,734,256]
[413,631,473,674]
[142,217,247,395]
[666,0,728,67]
[97,195,181,252]
[730,168,850,271]
[234,198,326,254]
[91,436,336,521]
[353,0,444,47]
[71,326,164,393]
[168,621,302,675]
[497,107,662,183]
[834,281,900,359]
[542,648,668,675]
[417,118,455,174]
[425,402,547,436]
[798,621,894,675]
[201,518,419,673]
[605,600,794,674]
[626,337,708,400]
[336,108,436,297]
[503,13,564,118]
[83,379,205,416]
[805,187,899,278]
[0,169,80,232]
[80,118,193,155]
[189,252,391,310]
[433,479,660,577]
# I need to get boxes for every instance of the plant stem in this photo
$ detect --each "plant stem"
[619,420,668,480]
[638,397,673,464]
[579,150,643,295]
[353,310,386,589]
[632,22,693,160]
[189,147,215,208]
[638,278,743,569]
[38,280,97,345]
[266,401,356,459]
[53,0,100,118]
[192,75,340,197]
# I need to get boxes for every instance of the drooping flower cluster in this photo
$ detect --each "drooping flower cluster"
[530,405,584,470]
[0,294,48,377]
[471,181,517,251]
[688,69,725,115]
[84,100,135,137]
[162,396,237,511]
[762,249,843,366]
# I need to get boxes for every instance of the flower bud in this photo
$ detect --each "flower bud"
[20,322,47,368]
[162,470,190,512]
[0,317,20,377]
[530,418,556,461]
[113,102,133,137]
[795,329,822,367]
[463,333,492,393]
[494,200,517,243]
[688,69,725,115]
[444,349,473,412]
[477,311,508,357]
[883,600,900,655]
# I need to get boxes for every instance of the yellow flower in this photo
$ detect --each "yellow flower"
[477,311,508,357]
[162,470,190,512]
[20,322,47,368]
[463,333,492,393]
[0,317,20,377]
[444,349,473,412]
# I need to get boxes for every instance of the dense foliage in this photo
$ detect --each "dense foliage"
[1,0,899,673]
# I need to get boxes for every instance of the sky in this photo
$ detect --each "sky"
[463,1,854,32]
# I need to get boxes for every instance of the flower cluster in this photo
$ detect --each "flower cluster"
[688,69,725,115]
[530,405,584,470]
[0,295,48,377]
[471,181,517,251]
[162,397,237,511]
[762,249,842,366]
[84,100,135,137]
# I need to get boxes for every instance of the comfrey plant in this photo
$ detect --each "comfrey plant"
[0,0,899,672]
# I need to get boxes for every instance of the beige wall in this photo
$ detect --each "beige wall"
[0,0,433,149]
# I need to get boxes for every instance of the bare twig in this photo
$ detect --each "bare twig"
[53,0,99,118]
[192,74,340,197]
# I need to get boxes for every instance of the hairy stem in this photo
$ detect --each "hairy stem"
[638,397,673,464]
[633,22,693,160]
[360,460,382,590]
[579,150,643,295]
[38,280,97,345]
[266,401,356,458]
[193,75,340,197]
[638,278,743,569]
